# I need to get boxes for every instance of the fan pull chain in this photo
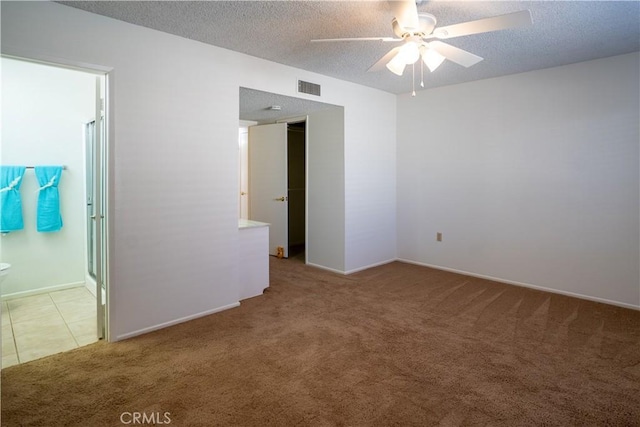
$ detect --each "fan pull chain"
[420,60,425,88]
[411,63,416,97]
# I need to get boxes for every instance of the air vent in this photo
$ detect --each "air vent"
[298,80,321,97]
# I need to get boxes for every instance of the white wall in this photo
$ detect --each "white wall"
[0,58,94,297]
[307,107,345,271]
[345,89,397,273]
[397,53,640,308]
[1,1,397,339]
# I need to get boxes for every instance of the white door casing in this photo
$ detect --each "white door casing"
[93,76,105,339]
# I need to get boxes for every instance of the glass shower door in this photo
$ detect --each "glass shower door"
[86,75,107,340]
[86,121,97,279]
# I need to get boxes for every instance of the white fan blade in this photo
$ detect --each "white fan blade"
[429,41,483,68]
[432,10,532,39]
[389,0,420,31]
[367,46,402,72]
[311,37,401,43]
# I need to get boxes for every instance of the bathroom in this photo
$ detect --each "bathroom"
[1,57,106,367]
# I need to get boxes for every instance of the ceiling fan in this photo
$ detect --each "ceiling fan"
[311,0,532,94]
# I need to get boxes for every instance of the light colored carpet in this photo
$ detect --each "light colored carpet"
[2,258,639,426]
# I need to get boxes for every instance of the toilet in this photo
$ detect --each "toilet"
[0,263,10,285]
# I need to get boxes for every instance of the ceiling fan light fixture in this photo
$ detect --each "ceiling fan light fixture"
[315,2,533,93]
[421,45,446,72]
[386,53,406,76]
[398,41,421,64]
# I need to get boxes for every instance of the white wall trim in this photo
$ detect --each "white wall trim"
[2,46,113,74]
[397,258,640,311]
[1,281,86,300]
[306,258,397,275]
[114,302,241,341]
[85,274,97,297]
[305,262,345,275]
[344,258,397,275]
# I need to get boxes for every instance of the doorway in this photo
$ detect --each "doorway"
[239,87,345,272]
[0,56,109,366]
[286,121,306,261]
[246,119,307,261]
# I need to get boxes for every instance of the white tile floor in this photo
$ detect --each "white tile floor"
[2,286,98,368]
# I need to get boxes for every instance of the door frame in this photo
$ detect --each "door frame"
[2,50,114,342]
[277,116,308,264]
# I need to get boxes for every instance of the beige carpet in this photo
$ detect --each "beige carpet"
[2,257,639,426]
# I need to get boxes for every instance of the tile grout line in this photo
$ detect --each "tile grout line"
[53,288,99,347]
[50,292,83,348]
[5,302,20,365]
[3,288,98,366]
[13,293,59,365]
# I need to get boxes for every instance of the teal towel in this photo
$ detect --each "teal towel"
[0,166,27,233]
[35,166,64,232]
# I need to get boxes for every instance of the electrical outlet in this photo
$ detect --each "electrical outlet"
[436,232,442,242]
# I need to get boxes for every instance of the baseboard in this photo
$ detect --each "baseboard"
[397,258,640,311]
[344,258,397,275]
[1,281,86,300]
[114,302,241,341]
[85,276,97,297]
[306,258,397,276]
[305,262,346,275]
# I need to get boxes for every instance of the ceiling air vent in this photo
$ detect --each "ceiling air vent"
[298,80,321,97]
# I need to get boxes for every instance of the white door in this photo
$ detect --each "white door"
[248,123,288,257]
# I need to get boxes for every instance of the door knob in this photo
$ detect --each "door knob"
[275,196,287,202]
[240,192,247,196]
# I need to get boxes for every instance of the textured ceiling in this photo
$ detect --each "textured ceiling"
[59,1,639,95]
